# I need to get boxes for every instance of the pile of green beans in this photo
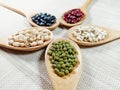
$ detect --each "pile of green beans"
[47,40,78,77]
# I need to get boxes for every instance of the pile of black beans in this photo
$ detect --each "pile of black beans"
[31,13,56,26]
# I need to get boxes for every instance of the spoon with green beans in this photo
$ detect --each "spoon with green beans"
[45,38,82,90]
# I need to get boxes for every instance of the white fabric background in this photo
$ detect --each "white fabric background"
[0,0,120,90]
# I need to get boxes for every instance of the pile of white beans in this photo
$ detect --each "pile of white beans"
[8,28,52,47]
[72,25,107,42]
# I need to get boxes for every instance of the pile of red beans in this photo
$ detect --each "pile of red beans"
[63,9,84,24]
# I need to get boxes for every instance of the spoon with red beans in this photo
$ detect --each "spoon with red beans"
[60,0,92,27]
[0,3,59,30]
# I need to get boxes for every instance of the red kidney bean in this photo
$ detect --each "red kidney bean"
[63,9,84,24]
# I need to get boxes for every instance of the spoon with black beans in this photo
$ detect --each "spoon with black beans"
[0,3,59,30]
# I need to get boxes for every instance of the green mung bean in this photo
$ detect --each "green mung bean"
[48,40,78,77]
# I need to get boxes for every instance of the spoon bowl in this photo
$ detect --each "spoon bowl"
[60,10,87,27]
[68,25,120,46]
[59,0,92,27]
[45,38,82,90]
[0,27,53,51]
[28,13,60,30]
[0,3,60,30]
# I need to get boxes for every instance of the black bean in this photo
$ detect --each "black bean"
[31,13,57,26]
[46,23,51,26]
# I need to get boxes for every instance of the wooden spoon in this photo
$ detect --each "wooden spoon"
[59,0,92,27]
[68,25,120,46]
[0,27,53,51]
[0,3,59,30]
[45,38,82,90]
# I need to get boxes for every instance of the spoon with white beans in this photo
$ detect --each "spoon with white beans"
[68,25,120,46]
[0,27,53,51]
[0,3,59,30]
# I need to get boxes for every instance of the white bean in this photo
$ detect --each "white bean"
[8,40,14,45]
[13,42,20,47]
[37,40,44,45]
[20,43,25,47]
[44,35,50,41]
[30,42,37,47]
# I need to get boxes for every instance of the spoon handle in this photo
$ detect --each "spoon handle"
[110,30,120,40]
[81,0,92,10]
[0,3,25,16]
